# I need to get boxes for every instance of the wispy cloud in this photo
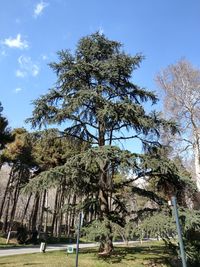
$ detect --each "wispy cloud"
[15,18,21,24]
[15,87,22,93]
[16,70,26,78]
[3,34,29,49]
[41,54,48,60]
[98,26,104,35]
[34,1,49,18]
[0,49,6,57]
[16,55,40,78]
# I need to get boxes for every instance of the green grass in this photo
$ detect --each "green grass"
[0,237,21,248]
[0,242,172,267]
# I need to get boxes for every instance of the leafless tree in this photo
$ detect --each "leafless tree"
[156,59,200,191]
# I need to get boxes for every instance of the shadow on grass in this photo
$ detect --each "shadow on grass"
[23,264,42,266]
[79,244,173,266]
[0,262,41,266]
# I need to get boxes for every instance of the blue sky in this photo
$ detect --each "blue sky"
[0,0,200,136]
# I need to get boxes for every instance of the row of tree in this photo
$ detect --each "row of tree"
[1,33,200,265]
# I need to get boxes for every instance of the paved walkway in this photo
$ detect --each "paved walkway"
[0,243,98,257]
[0,240,152,257]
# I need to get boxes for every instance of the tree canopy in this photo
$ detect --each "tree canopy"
[0,102,11,152]
[27,32,176,148]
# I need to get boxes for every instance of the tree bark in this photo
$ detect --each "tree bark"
[8,180,20,230]
[21,193,32,225]
[38,189,46,237]
[30,192,40,231]
[194,140,200,191]
[51,188,59,236]
[98,163,113,253]
[2,191,11,233]
[0,166,14,221]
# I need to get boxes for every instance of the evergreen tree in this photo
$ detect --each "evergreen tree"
[22,129,88,236]
[0,102,11,152]
[27,32,181,253]
[30,129,87,235]
[0,128,34,233]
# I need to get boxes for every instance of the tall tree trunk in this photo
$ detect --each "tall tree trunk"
[56,186,65,238]
[21,193,32,225]
[38,189,46,237]
[8,181,20,230]
[2,191,11,233]
[194,140,200,191]
[65,194,71,237]
[0,166,14,221]
[44,191,48,234]
[67,209,72,237]
[70,193,76,230]
[8,166,24,231]
[30,192,40,231]
[51,188,59,236]
[98,121,113,253]
[98,163,113,254]
[192,124,200,191]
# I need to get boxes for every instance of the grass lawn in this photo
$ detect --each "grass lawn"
[0,237,21,248]
[0,242,172,267]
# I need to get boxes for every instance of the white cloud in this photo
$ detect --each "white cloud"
[15,87,22,93]
[41,54,48,60]
[34,1,49,18]
[16,55,40,78]
[16,70,26,78]
[3,34,29,49]
[32,65,40,76]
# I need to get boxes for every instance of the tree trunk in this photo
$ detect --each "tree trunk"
[194,140,200,191]
[70,193,76,230]
[21,193,32,224]
[0,166,14,221]
[2,191,11,233]
[51,188,59,236]
[99,221,113,254]
[8,181,20,230]
[65,194,71,237]
[56,186,65,238]
[30,192,40,232]
[38,190,46,237]
[44,191,48,234]
[98,163,113,254]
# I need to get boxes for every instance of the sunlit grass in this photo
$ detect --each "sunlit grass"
[0,236,20,248]
[0,242,172,267]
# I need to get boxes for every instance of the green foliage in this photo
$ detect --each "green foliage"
[134,209,176,241]
[135,207,200,266]
[27,32,177,147]
[112,221,138,242]
[22,129,88,193]
[1,128,36,192]
[1,128,34,166]
[83,219,112,242]
[83,219,137,244]
[179,209,200,266]
[31,128,87,170]
[0,102,12,152]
